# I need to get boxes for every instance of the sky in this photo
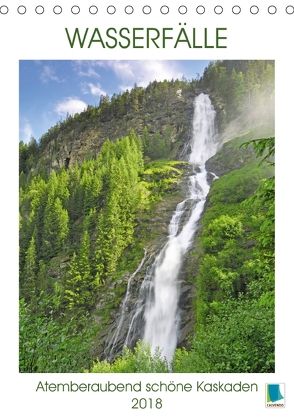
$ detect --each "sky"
[19,60,210,143]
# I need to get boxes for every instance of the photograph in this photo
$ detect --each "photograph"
[19,59,275,373]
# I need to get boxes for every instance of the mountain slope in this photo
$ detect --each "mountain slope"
[19,60,275,373]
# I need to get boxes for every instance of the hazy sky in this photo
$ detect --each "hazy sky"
[19,60,210,142]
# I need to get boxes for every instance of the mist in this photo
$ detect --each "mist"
[220,89,275,143]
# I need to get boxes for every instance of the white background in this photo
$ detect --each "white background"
[0,0,293,416]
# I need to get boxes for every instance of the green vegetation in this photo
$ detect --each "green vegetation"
[88,137,274,373]
[142,160,188,202]
[19,61,274,178]
[199,60,274,130]
[19,60,275,373]
[19,131,187,372]
[30,78,195,174]
[88,342,168,373]
[19,298,97,373]
[20,133,144,371]
[175,138,275,372]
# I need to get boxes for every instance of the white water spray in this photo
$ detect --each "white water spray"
[104,250,147,359]
[143,93,219,363]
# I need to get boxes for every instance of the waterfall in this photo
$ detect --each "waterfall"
[104,249,147,359]
[143,93,219,363]
[104,93,219,364]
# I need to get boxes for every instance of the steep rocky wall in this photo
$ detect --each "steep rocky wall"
[38,90,199,172]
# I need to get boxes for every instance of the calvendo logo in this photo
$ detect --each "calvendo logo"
[265,384,285,408]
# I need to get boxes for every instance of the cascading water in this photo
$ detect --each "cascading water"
[104,249,147,359]
[143,93,219,363]
[104,93,219,364]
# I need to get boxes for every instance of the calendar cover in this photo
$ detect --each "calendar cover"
[0,1,292,417]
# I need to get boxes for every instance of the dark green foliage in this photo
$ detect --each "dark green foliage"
[43,196,69,258]
[241,137,274,165]
[174,298,274,373]
[19,298,97,373]
[19,138,39,175]
[64,231,94,311]
[199,60,274,131]
[19,133,146,372]
[142,127,172,160]
[22,236,37,302]
[20,133,143,299]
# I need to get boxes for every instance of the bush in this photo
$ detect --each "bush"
[89,342,168,373]
[174,298,274,373]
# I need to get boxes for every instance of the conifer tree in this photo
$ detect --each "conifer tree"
[64,229,95,310]
[37,260,48,293]
[64,253,82,310]
[22,236,37,302]
[43,197,69,259]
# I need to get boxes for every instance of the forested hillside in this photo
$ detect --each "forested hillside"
[19,60,274,373]
[20,60,274,175]
[20,133,188,372]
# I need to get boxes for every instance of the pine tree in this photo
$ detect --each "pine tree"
[79,230,91,279]
[64,229,96,310]
[22,236,37,302]
[37,260,48,293]
[43,197,69,259]
[64,253,82,310]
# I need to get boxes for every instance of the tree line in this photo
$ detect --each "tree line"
[19,133,144,371]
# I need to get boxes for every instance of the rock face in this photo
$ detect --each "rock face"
[38,88,202,172]
[206,135,256,176]
[99,249,158,361]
